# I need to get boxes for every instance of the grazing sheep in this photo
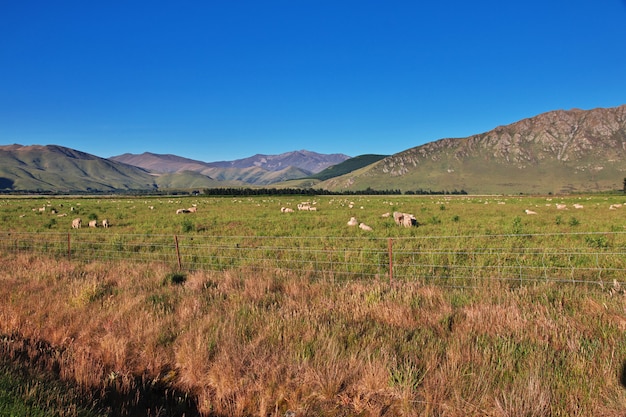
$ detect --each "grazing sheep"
[402,215,417,228]
[176,208,191,214]
[573,203,584,209]
[381,212,391,218]
[88,220,98,228]
[525,209,537,215]
[347,217,358,226]
[393,211,418,227]
[359,223,373,231]
[72,218,82,229]
[187,206,197,213]
[556,204,567,210]
[102,219,109,228]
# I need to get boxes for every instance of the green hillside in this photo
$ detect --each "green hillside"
[0,145,158,192]
[307,154,388,181]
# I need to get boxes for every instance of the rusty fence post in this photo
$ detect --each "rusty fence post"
[174,235,182,270]
[388,238,393,285]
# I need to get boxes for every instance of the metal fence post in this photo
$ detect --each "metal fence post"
[388,238,393,284]
[174,235,182,270]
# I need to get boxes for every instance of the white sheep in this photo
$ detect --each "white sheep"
[71,218,82,229]
[88,220,98,228]
[525,209,537,215]
[359,223,373,231]
[393,211,418,227]
[102,219,109,228]
[347,217,358,226]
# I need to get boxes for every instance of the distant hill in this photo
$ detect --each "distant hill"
[319,105,626,194]
[110,152,210,173]
[0,144,159,192]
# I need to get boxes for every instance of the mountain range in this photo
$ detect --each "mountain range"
[109,150,352,186]
[1,104,625,194]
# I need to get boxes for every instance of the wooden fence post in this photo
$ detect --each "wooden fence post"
[174,235,182,270]
[388,238,393,285]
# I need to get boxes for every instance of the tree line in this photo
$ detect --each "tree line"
[201,187,468,196]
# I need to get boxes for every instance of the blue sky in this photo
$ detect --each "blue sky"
[1,1,625,162]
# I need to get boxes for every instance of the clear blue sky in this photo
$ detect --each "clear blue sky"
[1,1,625,162]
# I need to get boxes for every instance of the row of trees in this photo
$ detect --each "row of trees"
[201,187,468,196]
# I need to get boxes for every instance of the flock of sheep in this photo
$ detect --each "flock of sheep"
[525,201,601,215]
[346,211,419,232]
[278,200,420,232]
[71,218,109,229]
[31,196,624,233]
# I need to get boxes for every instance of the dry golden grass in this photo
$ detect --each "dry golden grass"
[1,253,625,416]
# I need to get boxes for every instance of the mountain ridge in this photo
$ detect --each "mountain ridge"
[1,104,625,194]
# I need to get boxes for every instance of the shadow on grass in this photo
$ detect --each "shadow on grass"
[1,334,199,417]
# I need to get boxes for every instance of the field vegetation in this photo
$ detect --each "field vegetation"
[0,194,625,416]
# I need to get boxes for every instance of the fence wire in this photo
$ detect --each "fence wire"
[2,231,626,287]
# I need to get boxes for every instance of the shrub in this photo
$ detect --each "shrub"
[163,272,187,286]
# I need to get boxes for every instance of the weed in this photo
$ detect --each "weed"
[429,215,441,225]
[181,219,194,233]
[585,235,609,249]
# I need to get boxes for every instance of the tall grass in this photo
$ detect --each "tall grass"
[0,252,624,416]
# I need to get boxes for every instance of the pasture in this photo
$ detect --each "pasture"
[4,193,626,237]
[1,194,626,416]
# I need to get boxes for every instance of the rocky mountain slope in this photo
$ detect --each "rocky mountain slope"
[320,105,626,194]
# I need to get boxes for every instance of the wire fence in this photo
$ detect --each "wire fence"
[2,230,626,287]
